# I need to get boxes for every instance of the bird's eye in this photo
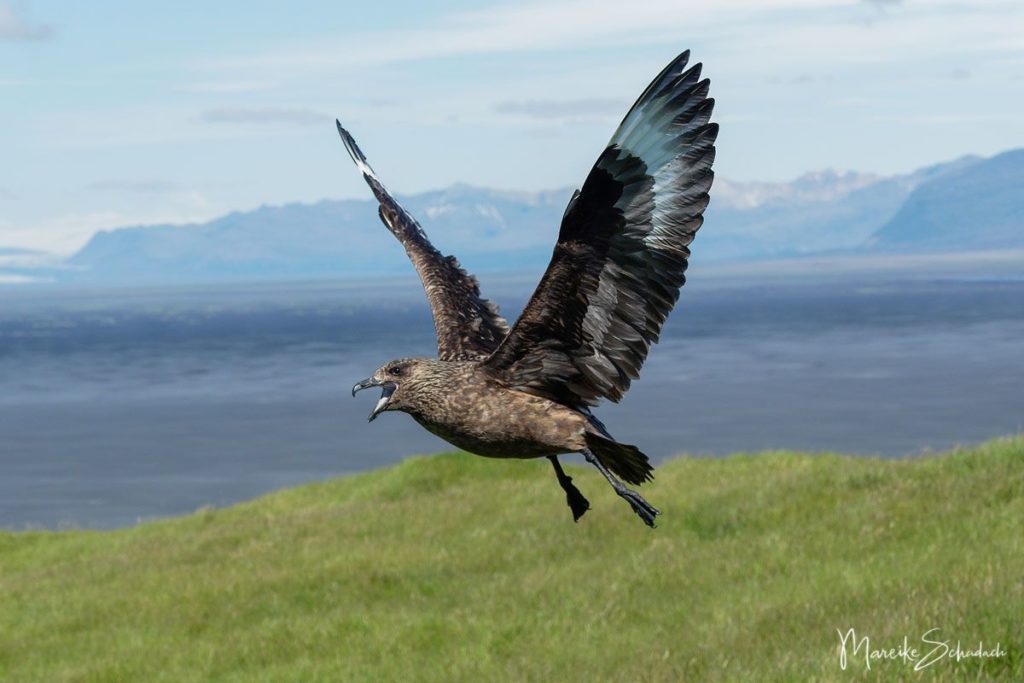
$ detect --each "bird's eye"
[388,366,402,377]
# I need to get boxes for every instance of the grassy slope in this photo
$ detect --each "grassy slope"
[1,438,1022,682]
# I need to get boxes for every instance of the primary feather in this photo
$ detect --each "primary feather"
[336,121,510,360]
[483,51,718,407]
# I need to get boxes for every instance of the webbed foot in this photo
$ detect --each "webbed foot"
[617,488,660,528]
[581,448,661,529]
[548,456,591,522]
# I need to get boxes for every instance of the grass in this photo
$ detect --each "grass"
[1,437,1022,682]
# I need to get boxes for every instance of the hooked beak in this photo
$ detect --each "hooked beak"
[351,377,397,422]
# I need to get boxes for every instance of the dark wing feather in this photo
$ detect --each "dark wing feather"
[336,122,510,360]
[483,51,717,406]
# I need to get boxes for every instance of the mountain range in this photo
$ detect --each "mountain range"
[4,149,1022,286]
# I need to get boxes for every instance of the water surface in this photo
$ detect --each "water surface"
[1,275,1021,528]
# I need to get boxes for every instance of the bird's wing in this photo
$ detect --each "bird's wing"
[482,51,717,407]
[336,122,510,360]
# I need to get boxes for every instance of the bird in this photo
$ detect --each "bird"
[342,50,717,527]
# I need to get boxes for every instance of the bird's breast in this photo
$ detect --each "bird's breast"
[409,382,588,459]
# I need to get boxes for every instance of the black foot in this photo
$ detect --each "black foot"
[581,448,661,529]
[617,489,660,528]
[549,456,591,522]
[564,478,591,522]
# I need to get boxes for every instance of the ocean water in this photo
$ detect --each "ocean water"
[1,274,1022,529]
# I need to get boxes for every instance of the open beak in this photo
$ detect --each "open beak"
[351,377,397,422]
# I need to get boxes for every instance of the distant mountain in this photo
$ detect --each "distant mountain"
[712,169,883,209]
[700,156,981,260]
[870,149,1024,251]
[63,185,569,284]
[2,149,1021,286]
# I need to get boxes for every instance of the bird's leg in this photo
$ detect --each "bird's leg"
[548,456,590,522]
[580,449,660,528]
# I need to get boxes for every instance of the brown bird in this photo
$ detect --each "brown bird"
[343,50,717,527]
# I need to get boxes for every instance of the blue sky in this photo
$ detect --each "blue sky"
[1,0,1022,255]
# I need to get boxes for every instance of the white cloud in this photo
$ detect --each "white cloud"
[0,248,55,267]
[87,179,182,194]
[194,0,1023,84]
[0,213,113,254]
[6,0,1023,256]
[868,113,1021,124]
[494,98,628,120]
[199,0,854,75]
[34,103,310,150]
[200,106,328,126]
[0,1,51,41]
[179,81,276,94]
[0,191,223,255]
[0,273,46,283]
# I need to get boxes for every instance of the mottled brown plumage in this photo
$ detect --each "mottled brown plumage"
[342,50,717,527]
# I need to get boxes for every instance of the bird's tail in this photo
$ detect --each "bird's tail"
[583,432,654,486]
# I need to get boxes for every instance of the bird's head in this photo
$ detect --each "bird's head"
[351,357,437,421]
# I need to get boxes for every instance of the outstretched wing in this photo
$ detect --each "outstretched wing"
[483,51,717,407]
[336,122,510,360]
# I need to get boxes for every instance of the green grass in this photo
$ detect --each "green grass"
[1,437,1022,682]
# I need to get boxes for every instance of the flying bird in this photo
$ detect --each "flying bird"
[342,51,717,527]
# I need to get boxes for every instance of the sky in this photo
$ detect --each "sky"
[1,0,1022,255]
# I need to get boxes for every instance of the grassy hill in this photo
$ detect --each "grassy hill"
[1,438,1022,681]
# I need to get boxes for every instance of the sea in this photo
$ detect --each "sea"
[2,265,1022,529]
